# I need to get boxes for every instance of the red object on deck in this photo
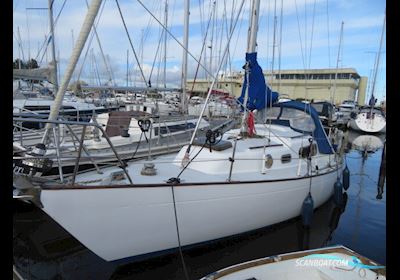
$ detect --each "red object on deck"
[247,111,256,136]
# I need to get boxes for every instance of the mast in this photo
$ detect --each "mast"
[241,0,260,133]
[247,0,260,53]
[332,21,344,105]
[181,0,189,114]
[84,0,115,86]
[42,0,103,142]
[163,0,168,89]
[48,0,59,92]
[209,2,215,84]
[370,10,386,106]
[17,27,26,62]
[126,49,129,87]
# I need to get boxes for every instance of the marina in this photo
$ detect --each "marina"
[13,0,386,279]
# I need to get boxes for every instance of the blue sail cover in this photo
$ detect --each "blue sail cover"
[275,101,334,154]
[368,94,377,107]
[237,52,278,111]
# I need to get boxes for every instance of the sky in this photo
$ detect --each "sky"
[13,0,386,103]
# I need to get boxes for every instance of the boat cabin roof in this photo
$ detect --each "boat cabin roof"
[265,101,334,154]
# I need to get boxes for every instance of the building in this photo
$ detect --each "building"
[187,68,367,106]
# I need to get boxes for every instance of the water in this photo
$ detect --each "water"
[13,131,386,280]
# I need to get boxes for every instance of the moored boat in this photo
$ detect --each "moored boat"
[199,245,385,280]
[12,0,345,263]
[14,99,343,261]
[348,106,386,134]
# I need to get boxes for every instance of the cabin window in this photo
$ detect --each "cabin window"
[280,108,315,132]
[281,154,291,163]
[264,107,281,119]
[61,106,76,110]
[24,106,50,111]
[264,107,315,132]
[155,122,196,135]
[264,154,273,169]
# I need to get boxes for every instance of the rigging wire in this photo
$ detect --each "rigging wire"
[136,0,226,82]
[326,0,332,79]
[115,0,149,87]
[168,131,222,280]
[76,0,107,83]
[218,1,227,69]
[230,1,246,70]
[308,0,317,70]
[148,29,165,84]
[189,1,215,94]
[186,0,246,151]
[84,0,115,86]
[25,3,31,61]
[224,0,238,94]
[131,0,161,86]
[169,182,190,280]
[277,0,283,91]
[293,0,306,73]
[36,0,67,64]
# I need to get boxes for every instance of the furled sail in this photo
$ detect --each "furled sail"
[237,52,278,111]
[368,94,377,107]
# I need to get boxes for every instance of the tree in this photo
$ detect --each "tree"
[13,59,25,69]
[13,58,40,69]
[26,59,39,69]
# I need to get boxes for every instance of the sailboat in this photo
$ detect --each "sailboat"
[13,0,344,262]
[348,101,386,134]
[349,12,386,134]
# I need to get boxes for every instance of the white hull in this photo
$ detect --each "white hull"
[41,171,337,261]
[15,104,341,263]
[349,112,386,133]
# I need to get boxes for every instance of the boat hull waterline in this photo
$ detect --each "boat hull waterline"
[41,170,338,261]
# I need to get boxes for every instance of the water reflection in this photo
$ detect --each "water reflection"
[377,141,386,200]
[335,132,386,265]
[344,130,386,200]
[346,130,385,155]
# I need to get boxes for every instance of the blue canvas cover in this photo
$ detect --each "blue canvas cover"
[368,94,377,107]
[237,52,278,111]
[275,101,334,154]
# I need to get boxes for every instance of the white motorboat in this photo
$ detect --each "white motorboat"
[13,88,115,129]
[335,100,358,126]
[338,100,357,114]
[188,92,240,118]
[199,245,385,280]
